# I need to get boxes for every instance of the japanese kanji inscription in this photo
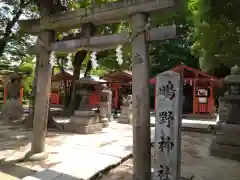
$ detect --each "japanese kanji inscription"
[153,70,183,180]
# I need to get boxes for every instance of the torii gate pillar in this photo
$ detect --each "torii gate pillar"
[25,31,54,161]
[131,13,151,180]
[25,7,54,159]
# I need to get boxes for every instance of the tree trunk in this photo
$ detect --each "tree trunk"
[67,51,87,115]
[0,0,31,55]
[84,60,92,77]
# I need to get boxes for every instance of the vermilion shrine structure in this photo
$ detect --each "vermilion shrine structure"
[51,71,74,105]
[19,0,179,179]
[50,71,132,109]
[150,64,221,116]
[101,70,132,109]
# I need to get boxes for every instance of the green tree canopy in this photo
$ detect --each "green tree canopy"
[188,0,240,72]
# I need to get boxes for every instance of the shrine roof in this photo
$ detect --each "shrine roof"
[101,70,132,82]
[150,64,221,86]
[172,64,219,80]
[0,71,26,83]
[52,71,106,83]
[51,71,73,82]
[0,74,7,81]
[76,76,106,84]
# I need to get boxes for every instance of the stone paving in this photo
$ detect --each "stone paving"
[0,120,240,180]
[21,122,154,180]
[0,121,145,180]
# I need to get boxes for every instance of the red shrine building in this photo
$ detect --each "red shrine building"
[101,71,132,109]
[50,65,221,116]
[51,71,73,105]
[50,71,132,109]
[150,64,222,116]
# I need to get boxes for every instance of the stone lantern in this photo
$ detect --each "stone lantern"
[1,72,23,121]
[210,65,240,160]
[64,76,109,134]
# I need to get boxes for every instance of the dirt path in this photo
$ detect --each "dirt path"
[101,132,240,180]
[100,159,133,180]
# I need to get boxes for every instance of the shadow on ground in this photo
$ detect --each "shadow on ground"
[0,162,85,180]
[0,161,36,179]
[0,117,77,159]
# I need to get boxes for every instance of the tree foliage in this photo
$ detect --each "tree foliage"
[149,2,199,77]
[4,0,231,92]
[0,0,37,65]
[18,57,35,96]
[188,0,240,72]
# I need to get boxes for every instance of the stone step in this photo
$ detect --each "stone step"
[121,107,132,114]
[119,113,132,119]
[217,123,240,134]
[70,116,99,126]
[210,140,240,161]
[74,110,95,117]
[63,122,108,134]
[99,117,109,123]
[214,134,240,146]
[117,118,132,124]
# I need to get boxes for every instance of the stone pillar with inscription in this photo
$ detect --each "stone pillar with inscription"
[118,95,133,124]
[106,88,112,121]
[99,89,112,123]
[211,65,240,160]
[153,71,183,180]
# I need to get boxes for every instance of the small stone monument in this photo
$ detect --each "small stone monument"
[64,76,107,134]
[210,65,240,160]
[117,95,132,124]
[99,87,112,123]
[1,72,23,121]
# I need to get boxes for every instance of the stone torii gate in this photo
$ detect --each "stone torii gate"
[19,0,178,179]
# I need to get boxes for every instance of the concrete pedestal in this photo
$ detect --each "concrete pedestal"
[118,106,132,124]
[1,98,23,121]
[210,65,240,161]
[63,110,108,134]
[210,123,240,160]
[99,102,111,122]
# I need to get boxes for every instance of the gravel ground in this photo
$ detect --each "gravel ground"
[101,132,240,180]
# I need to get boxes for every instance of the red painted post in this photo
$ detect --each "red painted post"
[209,82,213,114]
[154,84,156,112]
[193,80,196,114]
[4,87,7,104]
[20,88,23,104]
